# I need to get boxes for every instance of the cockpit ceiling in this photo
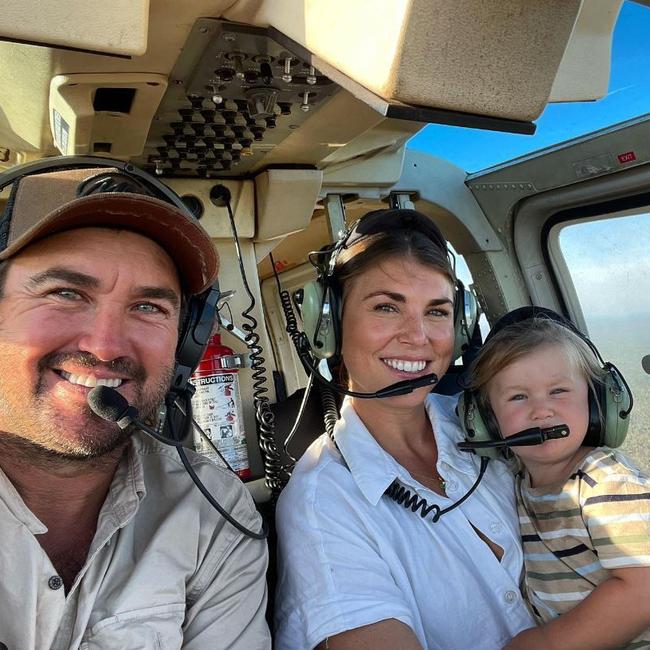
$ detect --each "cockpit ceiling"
[132,19,536,179]
[0,0,624,173]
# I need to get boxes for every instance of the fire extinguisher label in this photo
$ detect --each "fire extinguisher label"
[190,372,250,476]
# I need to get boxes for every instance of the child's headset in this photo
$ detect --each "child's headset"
[458,306,633,459]
[0,156,219,398]
[300,208,478,363]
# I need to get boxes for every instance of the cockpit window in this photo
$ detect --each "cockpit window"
[549,210,650,471]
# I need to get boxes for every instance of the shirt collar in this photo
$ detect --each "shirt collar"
[0,435,148,536]
[100,433,147,529]
[0,467,47,534]
[335,393,476,506]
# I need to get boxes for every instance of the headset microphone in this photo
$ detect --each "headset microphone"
[88,386,171,442]
[457,424,569,452]
[87,386,267,540]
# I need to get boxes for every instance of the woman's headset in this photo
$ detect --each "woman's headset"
[299,208,478,363]
[0,156,219,398]
[458,306,633,459]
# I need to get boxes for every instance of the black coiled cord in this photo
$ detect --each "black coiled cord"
[270,254,340,463]
[224,202,287,496]
[319,384,339,441]
[273,268,307,354]
[384,456,489,523]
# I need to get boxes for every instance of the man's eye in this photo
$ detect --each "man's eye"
[374,303,397,313]
[135,302,165,314]
[51,288,82,300]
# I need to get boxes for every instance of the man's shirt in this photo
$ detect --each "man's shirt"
[0,433,270,650]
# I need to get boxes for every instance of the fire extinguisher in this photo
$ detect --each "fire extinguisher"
[189,334,251,479]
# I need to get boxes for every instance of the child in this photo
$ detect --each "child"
[468,307,650,650]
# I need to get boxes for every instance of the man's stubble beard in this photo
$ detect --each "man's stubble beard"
[0,352,175,466]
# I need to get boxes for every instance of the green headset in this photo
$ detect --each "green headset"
[458,306,634,459]
[300,208,478,363]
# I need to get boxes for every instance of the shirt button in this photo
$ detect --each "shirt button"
[48,575,64,590]
[446,480,458,492]
[490,522,503,534]
[504,590,517,604]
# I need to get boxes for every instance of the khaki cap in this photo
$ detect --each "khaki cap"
[0,167,219,295]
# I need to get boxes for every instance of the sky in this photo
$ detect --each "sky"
[407,1,650,173]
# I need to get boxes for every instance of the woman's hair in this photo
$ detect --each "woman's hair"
[469,316,606,414]
[334,228,456,295]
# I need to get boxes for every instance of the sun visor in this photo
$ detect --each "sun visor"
[0,0,149,57]
[225,0,590,122]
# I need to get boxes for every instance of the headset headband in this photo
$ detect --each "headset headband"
[483,305,609,366]
[327,208,452,276]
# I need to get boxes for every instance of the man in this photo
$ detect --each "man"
[0,164,271,649]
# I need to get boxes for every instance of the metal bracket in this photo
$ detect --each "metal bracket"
[219,315,248,347]
[324,193,347,240]
[389,191,416,210]
[218,353,248,369]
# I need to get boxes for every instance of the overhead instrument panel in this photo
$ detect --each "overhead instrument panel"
[136,20,337,178]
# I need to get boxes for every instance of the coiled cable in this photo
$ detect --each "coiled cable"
[222,199,287,495]
[318,384,339,441]
[270,253,340,467]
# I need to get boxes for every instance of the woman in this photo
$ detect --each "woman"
[274,209,535,649]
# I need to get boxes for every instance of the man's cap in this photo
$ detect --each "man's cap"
[0,167,219,295]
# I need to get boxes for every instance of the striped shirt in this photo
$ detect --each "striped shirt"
[517,447,650,649]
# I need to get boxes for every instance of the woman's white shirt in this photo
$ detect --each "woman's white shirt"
[274,393,535,650]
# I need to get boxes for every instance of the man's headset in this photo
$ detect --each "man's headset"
[0,156,219,400]
[300,208,478,364]
[457,306,634,459]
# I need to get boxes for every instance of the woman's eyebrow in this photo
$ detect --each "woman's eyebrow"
[362,290,453,306]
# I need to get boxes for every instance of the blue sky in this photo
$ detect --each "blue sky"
[408,1,650,173]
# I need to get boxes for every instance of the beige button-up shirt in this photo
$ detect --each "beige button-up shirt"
[0,433,270,650]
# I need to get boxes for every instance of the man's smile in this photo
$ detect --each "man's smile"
[57,370,124,388]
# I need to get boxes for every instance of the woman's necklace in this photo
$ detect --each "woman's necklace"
[409,469,447,494]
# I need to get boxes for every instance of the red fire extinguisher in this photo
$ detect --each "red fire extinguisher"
[190,334,251,479]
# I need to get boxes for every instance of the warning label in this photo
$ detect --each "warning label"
[190,372,249,475]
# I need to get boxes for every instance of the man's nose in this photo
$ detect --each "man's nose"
[77,305,132,362]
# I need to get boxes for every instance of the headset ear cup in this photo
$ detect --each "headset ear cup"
[172,286,219,392]
[458,391,502,460]
[601,365,632,448]
[452,284,478,361]
[584,385,603,447]
[301,279,339,360]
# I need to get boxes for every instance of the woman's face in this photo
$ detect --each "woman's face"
[340,255,455,407]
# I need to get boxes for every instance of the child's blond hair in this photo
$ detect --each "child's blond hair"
[470,317,606,421]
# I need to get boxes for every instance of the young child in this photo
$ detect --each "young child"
[469,308,650,650]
